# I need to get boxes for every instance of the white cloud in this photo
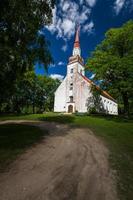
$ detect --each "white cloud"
[62,44,68,52]
[58,61,65,66]
[49,63,55,68]
[79,0,97,7]
[38,30,44,35]
[46,0,96,40]
[80,6,91,23]
[49,61,65,67]
[62,2,70,11]
[85,0,97,7]
[79,0,84,4]
[114,0,125,14]
[50,74,64,81]
[89,73,95,79]
[83,21,94,34]
[61,19,75,39]
[113,0,133,14]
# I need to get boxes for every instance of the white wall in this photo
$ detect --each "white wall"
[101,96,118,115]
[75,74,92,112]
[54,59,118,115]
[74,74,118,115]
[54,78,67,112]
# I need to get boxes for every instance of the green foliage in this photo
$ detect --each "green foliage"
[88,106,98,114]
[87,20,133,115]
[0,71,60,113]
[0,0,55,101]
[86,85,105,114]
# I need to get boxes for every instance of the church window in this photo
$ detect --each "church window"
[70,83,73,90]
[70,68,73,73]
[70,75,73,79]
[70,96,73,102]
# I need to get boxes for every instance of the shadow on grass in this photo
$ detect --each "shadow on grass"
[38,114,75,124]
[0,124,48,172]
[87,114,133,123]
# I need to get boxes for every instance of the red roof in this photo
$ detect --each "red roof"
[80,73,116,102]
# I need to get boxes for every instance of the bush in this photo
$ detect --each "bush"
[88,107,98,115]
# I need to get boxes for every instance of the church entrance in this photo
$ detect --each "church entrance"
[68,105,73,113]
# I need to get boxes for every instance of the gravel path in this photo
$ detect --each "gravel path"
[0,121,118,200]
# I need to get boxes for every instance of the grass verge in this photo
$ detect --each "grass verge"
[74,115,133,200]
[0,124,47,172]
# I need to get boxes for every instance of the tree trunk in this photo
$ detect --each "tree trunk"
[122,92,129,116]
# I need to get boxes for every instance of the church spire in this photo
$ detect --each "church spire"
[74,26,80,48]
[73,26,81,56]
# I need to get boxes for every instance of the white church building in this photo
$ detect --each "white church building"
[54,28,118,115]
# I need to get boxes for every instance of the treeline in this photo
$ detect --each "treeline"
[0,72,60,114]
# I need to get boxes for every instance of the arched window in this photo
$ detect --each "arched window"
[70,68,73,73]
[70,83,73,90]
[70,96,73,102]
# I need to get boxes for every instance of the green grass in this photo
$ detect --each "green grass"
[0,124,47,172]
[0,113,57,121]
[74,116,133,200]
[0,113,133,200]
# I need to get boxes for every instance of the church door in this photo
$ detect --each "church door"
[68,105,73,113]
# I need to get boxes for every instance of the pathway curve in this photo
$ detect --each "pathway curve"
[0,120,118,200]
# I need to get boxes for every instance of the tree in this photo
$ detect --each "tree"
[0,71,60,114]
[0,0,55,103]
[36,75,60,112]
[86,86,105,114]
[87,20,133,115]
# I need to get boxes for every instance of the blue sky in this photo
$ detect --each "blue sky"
[35,0,133,80]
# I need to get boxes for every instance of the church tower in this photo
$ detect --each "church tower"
[68,27,85,76]
[54,26,118,114]
[66,27,85,113]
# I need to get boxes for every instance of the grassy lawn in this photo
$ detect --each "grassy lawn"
[0,113,133,200]
[0,124,47,172]
[74,116,133,200]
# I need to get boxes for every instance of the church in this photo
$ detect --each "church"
[54,28,118,115]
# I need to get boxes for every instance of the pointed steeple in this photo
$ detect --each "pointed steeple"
[74,26,80,48]
[73,26,81,56]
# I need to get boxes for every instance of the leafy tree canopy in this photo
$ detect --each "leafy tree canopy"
[0,0,55,99]
[0,71,60,114]
[87,20,133,115]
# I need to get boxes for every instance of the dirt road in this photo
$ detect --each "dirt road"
[0,121,118,200]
